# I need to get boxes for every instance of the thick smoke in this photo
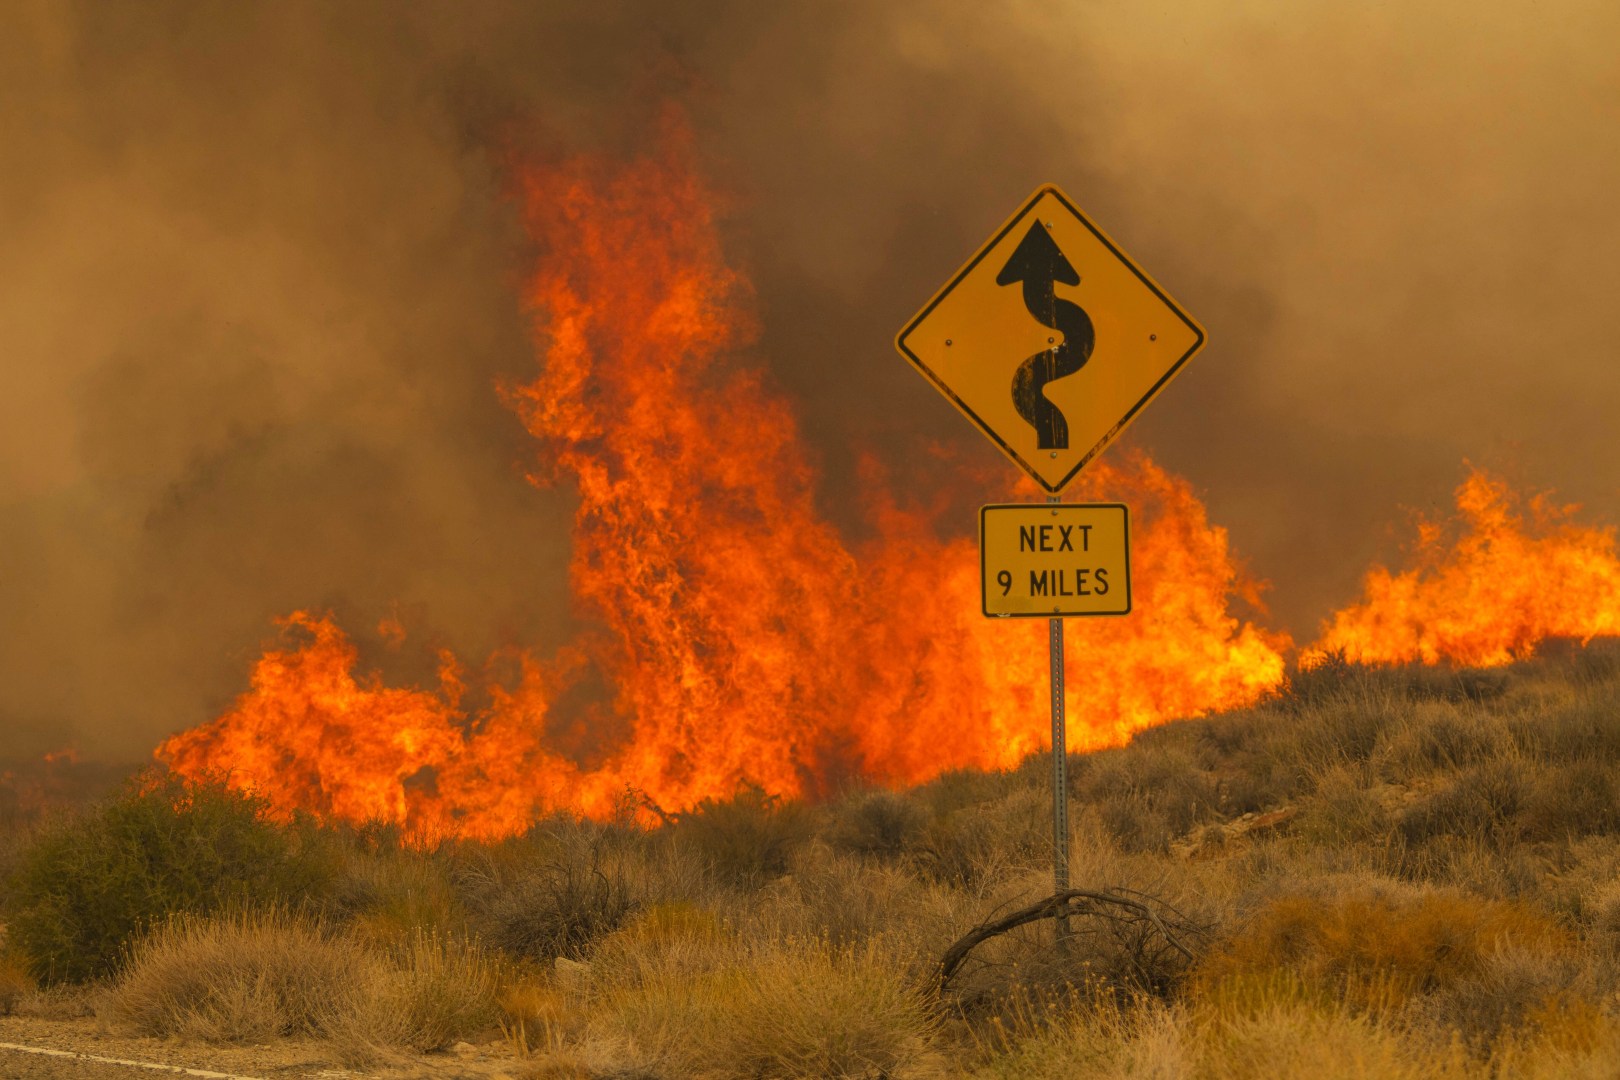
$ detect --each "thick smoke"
[3,1,1618,762]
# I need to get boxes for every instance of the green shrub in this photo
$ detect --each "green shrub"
[1,772,334,983]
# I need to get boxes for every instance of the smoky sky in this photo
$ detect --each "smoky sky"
[3,1,1618,762]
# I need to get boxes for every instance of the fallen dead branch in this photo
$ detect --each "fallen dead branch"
[939,887,1202,991]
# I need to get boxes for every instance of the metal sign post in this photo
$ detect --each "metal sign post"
[894,182,1207,963]
[1046,492,1071,946]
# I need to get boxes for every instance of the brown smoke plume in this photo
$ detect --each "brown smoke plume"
[2,1,1618,763]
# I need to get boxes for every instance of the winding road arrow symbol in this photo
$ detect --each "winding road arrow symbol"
[996,222,1095,450]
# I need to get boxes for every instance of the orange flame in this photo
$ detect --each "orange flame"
[1311,467,1620,667]
[155,111,1287,840]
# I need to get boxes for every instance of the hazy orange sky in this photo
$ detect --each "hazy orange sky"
[3,1,1618,761]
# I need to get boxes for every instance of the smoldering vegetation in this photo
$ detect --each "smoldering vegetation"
[6,641,1620,1076]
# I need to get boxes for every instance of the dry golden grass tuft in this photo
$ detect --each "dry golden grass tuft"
[323,929,503,1062]
[106,908,499,1062]
[1194,885,1573,1013]
[108,908,365,1042]
[586,935,945,1080]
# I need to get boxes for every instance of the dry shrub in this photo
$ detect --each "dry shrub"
[958,991,1186,1080]
[1374,700,1510,776]
[967,990,1620,1080]
[500,973,579,1062]
[324,930,502,1062]
[941,884,1210,1013]
[1518,682,1620,763]
[674,783,812,889]
[825,788,929,861]
[915,767,1022,819]
[329,845,464,942]
[703,941,942,1080]
[462,845,638,963]
[1398,754,1620,852]
[1296,764,1391,847]
[583,901,735,1006]
[1075,742,1222,854]
[752,844,957,940]
[1583,876,1620,943]
[109,908,366,1041]
[1196,885,1572,1012]
[107,908,498,1059]
[1519,757,1620,842]
[1418,944,1583,1047]
[1399,756,1531,847]
[1293,696,1397,769]
[587,935,943,1080]
[1094,789,1179,855]
[0,952,33,1015]
[917,785,1048,884]
[1192,998,1467,1080]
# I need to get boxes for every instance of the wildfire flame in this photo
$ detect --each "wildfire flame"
[155,111,1287,840]
[1310,468,1620,668]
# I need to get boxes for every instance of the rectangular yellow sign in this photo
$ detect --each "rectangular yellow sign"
[980,503,1131,618]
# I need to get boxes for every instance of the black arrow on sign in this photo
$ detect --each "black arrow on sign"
[997,222,1094,450]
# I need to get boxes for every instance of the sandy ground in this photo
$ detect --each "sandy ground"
[0,1017,533,1080]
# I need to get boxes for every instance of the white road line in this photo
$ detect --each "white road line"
[0,1041,267,1079]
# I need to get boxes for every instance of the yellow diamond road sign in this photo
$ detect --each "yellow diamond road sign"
[896,185,1206,492]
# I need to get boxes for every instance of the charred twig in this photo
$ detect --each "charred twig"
[939,888,1201,990]
[636,791,677,828]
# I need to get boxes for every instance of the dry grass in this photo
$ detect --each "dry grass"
[322,929,502,1062]
[585,934,944,1079]
[1194,885,1573,1011]
[16,642,1620,1076]
[109,908,366,1041]
[106,908,499,1061]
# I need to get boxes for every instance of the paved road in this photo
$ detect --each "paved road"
[0,1020,334,1080]
[0,1019,517,1079]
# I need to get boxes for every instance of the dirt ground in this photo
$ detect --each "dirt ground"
[0,1016,532,1080]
